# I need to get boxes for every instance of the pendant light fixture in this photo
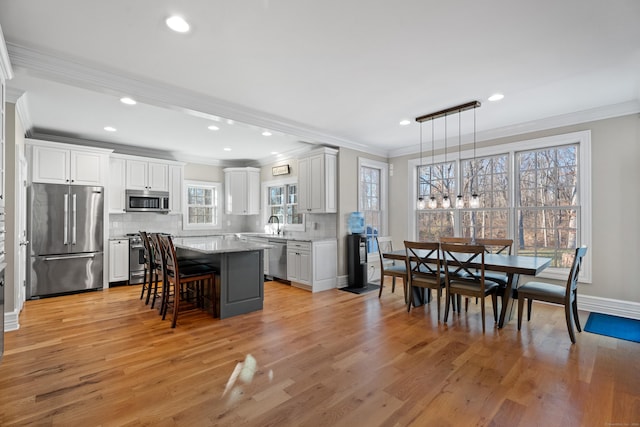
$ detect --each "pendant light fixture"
[428,119,437,209]
[441,114,451,209]
[415,101,481,209]
[470,105,481,208]
[455,112,465,209]
[416,121,426,210]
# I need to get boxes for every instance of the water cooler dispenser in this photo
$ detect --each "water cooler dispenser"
[347,233,368,288]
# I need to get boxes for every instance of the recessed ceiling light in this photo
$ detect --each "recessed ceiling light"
[120,97,136,105]
[208,125,220,131]
[488,93,504,102]
[223,147,232,151]
[166,16,190,33]
[399,119,411,126]
[271,151,278,155]
[262,131,272,136]
[227,119,235,125]
[104,126,117,132]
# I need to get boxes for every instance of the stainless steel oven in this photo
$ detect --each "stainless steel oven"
[127,233,145,284]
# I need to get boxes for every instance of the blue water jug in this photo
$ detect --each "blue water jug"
[348,212,365,234]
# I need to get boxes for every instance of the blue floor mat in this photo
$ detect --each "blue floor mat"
[584,312,640,343]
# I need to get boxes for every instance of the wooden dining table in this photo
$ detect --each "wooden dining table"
[383,249,552,328]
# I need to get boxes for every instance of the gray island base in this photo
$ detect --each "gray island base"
[173,237,270,319]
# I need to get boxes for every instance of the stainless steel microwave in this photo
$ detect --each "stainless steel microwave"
[125,190,170,213]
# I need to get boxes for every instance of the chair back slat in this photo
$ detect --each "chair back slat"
[404,241,440,280]
[157,234,179,280]
[475,238,513,255]
[439,236,472,245]
[567,246,588,296]
[441,243,486,286]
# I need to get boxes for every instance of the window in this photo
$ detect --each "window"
[264,178,304,231]
[410,130,591,281]
[182,180,221,230]
[516,145,579,268]
[358,158,388,251]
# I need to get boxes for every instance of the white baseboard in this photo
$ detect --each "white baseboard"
[578,295,640,320]
[337,275,349,288]
[4,309,20,331]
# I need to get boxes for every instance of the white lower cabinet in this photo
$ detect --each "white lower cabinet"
[109,239,130,282]
[287,239,337,292]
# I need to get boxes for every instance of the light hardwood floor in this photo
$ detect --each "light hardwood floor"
[0,280,638,426]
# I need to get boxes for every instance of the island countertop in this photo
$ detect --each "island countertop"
[172,236,272,254]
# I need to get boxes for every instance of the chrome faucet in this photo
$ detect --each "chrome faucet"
[267,215,281,235]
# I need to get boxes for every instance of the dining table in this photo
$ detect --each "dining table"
[383,249,552,328]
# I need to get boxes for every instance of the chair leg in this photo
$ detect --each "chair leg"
[572,297,582,332]
[171,283,181,328]
[527,299,533,321]
[517,297,524,330]
[391,277,396,293]
[480,297,486,333]
[443,290,451,322]
[378,275,384,298]
[407,284,413,312]
[435,287,441,321]
[140,266,148,300]
[491,293,498,322]
[565,303,576,344]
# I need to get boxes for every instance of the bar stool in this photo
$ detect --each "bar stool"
[157,234,219,327]
[139,231,163,308]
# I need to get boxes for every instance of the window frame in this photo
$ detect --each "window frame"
[182,179,222,230]
[358,157,389,237]
[408,130,591,283]
[262,177,305,232]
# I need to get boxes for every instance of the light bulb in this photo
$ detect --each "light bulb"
[442,195,451,209]
[428,196,437,209]
[455,195,464,209]
[417,197,426,210]
[470,193,480,208]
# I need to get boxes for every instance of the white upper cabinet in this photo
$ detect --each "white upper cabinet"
[168,164,183,214]
[224,167,260,215]
[28,140,111,186]
[125,159,169,192]
[108,157,126,213]
[298,147,338,213]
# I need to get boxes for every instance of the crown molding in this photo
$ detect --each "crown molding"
[15,93,33,136]
[388,100,640,159]
[0,26,14,80]
[6,42,384,156]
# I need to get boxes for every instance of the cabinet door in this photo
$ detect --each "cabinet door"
[308,154,325,212]
[298,250,311,284]
[109,157,126,213]
[32,145,70,184]
[109,240,129,282]
[298,156,310,212]
[168,165,183,213]
[287,249,298,281]
[246,169,260,215]
[71,151,103,185]
[225,170,247,214]
[126,159,149,190]
[148,162,169,191]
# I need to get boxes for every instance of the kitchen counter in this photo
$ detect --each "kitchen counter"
[174,236,267,319]
[235,233,335,243]
[173,236,272,254]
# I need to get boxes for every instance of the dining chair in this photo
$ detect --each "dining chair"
[404,241,445,320]
[467,238,514,310]
[517,246,588,344]
[157,234,218,328]
[375,236,408,299]
[441,243,499,333]
[439,236,472,245]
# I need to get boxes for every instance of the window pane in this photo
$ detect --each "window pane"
[417,211,455,241]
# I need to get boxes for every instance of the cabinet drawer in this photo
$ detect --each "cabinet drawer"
[287,241,311,252]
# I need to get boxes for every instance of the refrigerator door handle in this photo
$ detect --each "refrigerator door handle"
[43,253,96,261]
[72,193,77,245]
[63,193,69,245]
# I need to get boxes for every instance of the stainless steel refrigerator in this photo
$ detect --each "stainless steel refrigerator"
[28,183,104,298]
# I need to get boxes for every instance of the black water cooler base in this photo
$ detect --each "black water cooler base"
[340,283,380,295]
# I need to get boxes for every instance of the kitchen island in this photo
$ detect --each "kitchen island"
[172,237,271,319]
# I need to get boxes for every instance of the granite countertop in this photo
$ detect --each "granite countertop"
[235,233,336,243]
[173,236,273,254]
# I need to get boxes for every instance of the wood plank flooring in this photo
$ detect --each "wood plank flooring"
[0,280,638,426]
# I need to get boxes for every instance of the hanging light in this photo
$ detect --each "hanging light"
[415,101,481,210]
[441,114,451,209]
[417,119,426,209]
[455,112,464,209]
[428,119,437,209]
[470,105,481,208]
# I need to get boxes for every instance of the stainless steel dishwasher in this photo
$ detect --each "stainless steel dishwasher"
[267,239,288,281]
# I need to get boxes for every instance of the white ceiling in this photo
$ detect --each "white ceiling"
[1,0,639,165]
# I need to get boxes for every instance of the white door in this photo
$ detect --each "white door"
[17,152,28,310]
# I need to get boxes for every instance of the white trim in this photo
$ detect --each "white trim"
[357,157,389,236]
[4,309,20,331]
[262,177,305,232]
[0,25,14,80]
[578,295,640,321]
[182,180,222,230]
